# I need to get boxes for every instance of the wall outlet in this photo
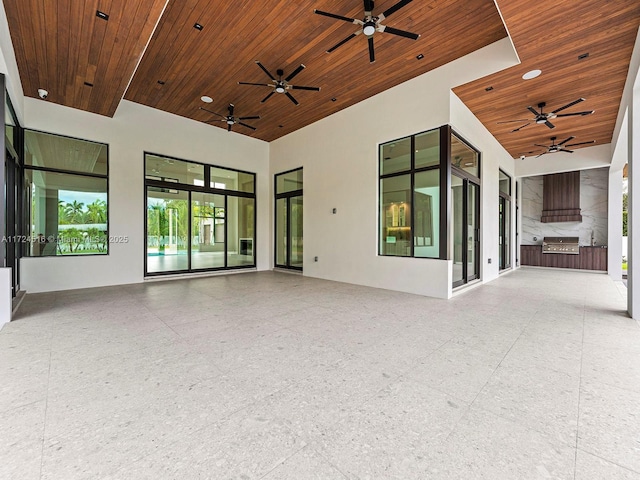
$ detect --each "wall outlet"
[488,258,492,264]
[314,256,318,262]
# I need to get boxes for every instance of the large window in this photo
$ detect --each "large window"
[275,168,303,270]
[499,169,511,270]
[144,153,255,276]
[379,128,441,258]
[24,130,109,256]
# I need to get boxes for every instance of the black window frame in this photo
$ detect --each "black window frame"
[23,128,110,258]
[274,166,303,271]
[143,151,257,277]
[499,169,512,271]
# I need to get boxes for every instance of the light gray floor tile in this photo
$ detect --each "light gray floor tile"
[575,449,640,479]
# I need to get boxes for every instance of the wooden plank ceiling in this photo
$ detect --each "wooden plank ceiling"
[454,0,640,159]
[124,0,506,142]
[4,0,639,156]
[4,0,168,117]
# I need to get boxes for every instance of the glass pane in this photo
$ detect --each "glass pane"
[380,174,411,256]
[499,198,504,268]
[504,199,511,268]
[146,188,189,273]
[26,170,108,256]
[210,166,254,193]
[499,170,510,195]
[290,196,303,268]
[451,134,479,178]
[451,175,464,283]
[145,154,204,186]
[276,169,303,194]
[227,196,255,267]
[25,130,108,175]
[414,170,439,258]
[191,192,225,270]
[380,137,411,175]
[415,130,439,169]
[467,183,479,279]
[276,197,287,265]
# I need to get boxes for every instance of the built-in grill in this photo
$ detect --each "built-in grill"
[542,236,580,254]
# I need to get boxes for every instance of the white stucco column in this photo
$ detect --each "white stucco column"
[628,81,640,318]
[607,165,623,281]
[0,267,11,326]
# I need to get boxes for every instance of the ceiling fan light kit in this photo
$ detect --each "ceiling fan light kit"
[315,0,420,64]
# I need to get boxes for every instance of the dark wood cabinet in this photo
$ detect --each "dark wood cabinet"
[520,245,607,271]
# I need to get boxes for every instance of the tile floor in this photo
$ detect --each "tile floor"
[1,268,639,479]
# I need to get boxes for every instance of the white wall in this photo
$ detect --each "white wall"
[20,99,269,292]
[270,38,519,299]
[516,143,612,178]
[521,168,609,247]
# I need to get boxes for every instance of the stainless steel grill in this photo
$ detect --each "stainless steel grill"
[542,236,580,254]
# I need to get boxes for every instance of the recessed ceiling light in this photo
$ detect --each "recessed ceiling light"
[201,96,213,103]
[96,10,109,21]
[485,86,493,92]
[157,80,165,85]
[416,54,424,60]
[578,52,589,60]
[193,23,203,31]
[278,125,284,128]
[84,82,93,87]
[522,69,542,80]
[464,162,474,167]
[331,97,337,102]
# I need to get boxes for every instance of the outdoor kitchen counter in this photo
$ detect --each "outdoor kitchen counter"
[520,245,607,271]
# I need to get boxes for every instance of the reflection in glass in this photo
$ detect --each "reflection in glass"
[451,175,464,284]
[380,174,411,256]
[276,169,303,194]
[451,134,479,178]
[499,170,510,195]
[26,170,108,256]
[415,130,440,169]
[290,196,303,268]
[25,130,108,175]
[276,197,287,266]
[414,170,439,258]
[191,192,225,270]
[227,196,255,267]
[147,188,189,273]
[145,154,204,186]
[210,166,254,193]
[380,137,411,175]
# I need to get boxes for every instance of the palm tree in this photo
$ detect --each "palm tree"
[64,200,85,224]
[86,199,106,224]
[58,200,70,225]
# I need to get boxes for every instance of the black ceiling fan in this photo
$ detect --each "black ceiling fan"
[525,136,596,158]
[238,61,320,106]
[314,0,420,63]
[199,104,260,132]
[498,98,594,132]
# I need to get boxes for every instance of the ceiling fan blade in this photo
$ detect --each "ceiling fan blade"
[261,91,275,103]
[380,25,419,40]
[565,140,596,147]
[238,122,257,130]
[381,0,413,19]
[238,82,272,87]
[364,0,374,14]
[497,119,531,124]
[255,61,276,81]
[544,120,555,129]
[290,85,321,91]
[555,111,594,117]
[227,124,232,132]
[199,106,226,119]
[557,136,575,146]
[533,144,549,148]
[551,98,584,114]
[560,149,574,153]
[238,115,260,120]
[327,32,358,53]
[285,92,299,105]
[204,119,225,124]
[526,106,539,116]
[228,104,234,116]
[511,122,531,132]
[285,64,306,82]
[314,9,357,24]
[368,37,375,63]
